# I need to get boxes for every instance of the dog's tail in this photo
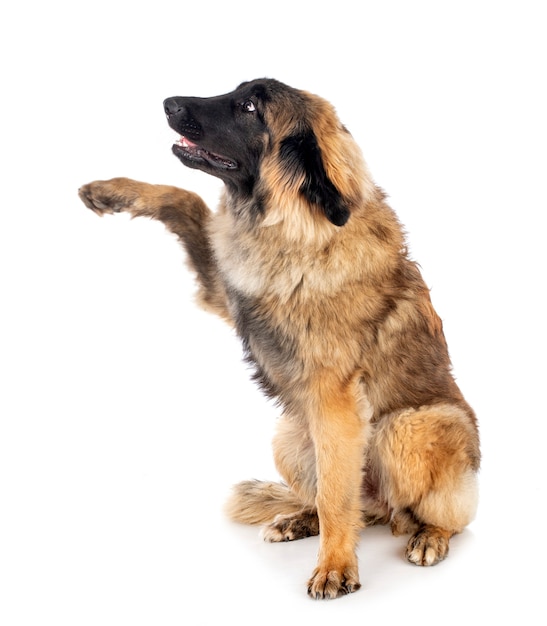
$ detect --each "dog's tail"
[225,480,305,525]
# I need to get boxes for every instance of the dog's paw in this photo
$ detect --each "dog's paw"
[307,565,361,600]
[406,526,451,566]
[78,178,137,216]
[261,509,319,542]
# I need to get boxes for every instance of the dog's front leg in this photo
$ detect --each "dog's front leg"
[306,374,366,599]
[78,177,229,319]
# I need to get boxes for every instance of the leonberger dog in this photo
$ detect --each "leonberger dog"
[79,78,480,599]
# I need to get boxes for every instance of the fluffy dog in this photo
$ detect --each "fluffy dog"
[79,78,480,599]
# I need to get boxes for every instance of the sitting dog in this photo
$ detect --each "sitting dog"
[79,78,480,599]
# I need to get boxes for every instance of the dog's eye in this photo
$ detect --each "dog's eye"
[242,100,256,113]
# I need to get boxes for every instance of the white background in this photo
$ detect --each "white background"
[1,1,545,624]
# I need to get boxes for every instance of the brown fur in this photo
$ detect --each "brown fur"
[78,78,479,599]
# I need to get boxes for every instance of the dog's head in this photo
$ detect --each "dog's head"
[164,79,371,227]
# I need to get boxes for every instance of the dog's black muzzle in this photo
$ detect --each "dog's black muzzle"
[163,97,203,141]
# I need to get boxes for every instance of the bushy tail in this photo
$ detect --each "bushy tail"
[225,480,305,525]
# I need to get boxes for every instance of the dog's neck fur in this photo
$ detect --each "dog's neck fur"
[210,183,404,304]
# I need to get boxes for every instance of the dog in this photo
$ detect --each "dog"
[79,78,480,599]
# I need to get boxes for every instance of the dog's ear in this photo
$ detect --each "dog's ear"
[279,130,350,226]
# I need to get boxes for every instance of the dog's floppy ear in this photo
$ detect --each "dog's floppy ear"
[279,130,350,226]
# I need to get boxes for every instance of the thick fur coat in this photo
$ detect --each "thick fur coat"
[79,78,480,599]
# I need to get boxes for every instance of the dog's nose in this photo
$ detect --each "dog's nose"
[164,97,186,117]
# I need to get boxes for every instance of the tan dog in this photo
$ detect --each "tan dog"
[79,78,480,599]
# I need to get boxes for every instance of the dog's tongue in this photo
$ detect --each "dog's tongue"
[179,136,197,148]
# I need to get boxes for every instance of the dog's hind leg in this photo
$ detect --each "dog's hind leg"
[260,414,321,542]
[78,177,229,319]
[373,403,479,566]
[226,413,319,540]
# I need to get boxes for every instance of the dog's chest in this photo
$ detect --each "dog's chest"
[209,210,354,302]
[209,211,371,388]
[210,216,309,300]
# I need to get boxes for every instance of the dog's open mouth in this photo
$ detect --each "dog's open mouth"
[172,136,238,170]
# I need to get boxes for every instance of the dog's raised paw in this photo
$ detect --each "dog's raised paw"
[79,183,116,215]
[78,178,139,216]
